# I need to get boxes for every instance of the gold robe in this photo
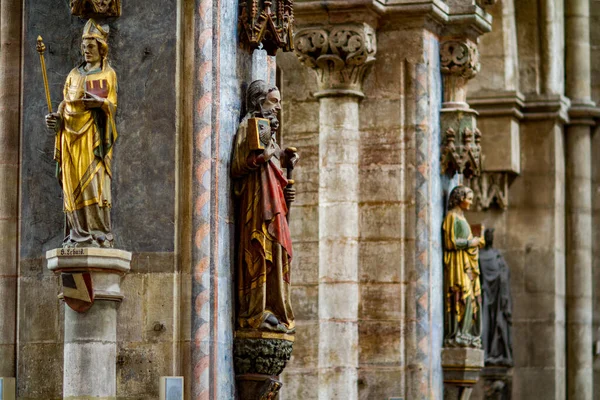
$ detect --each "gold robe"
[442,210,484,347]
[55,62,118,247]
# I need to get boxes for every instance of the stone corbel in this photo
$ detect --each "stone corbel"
[440,39,482,178]
[294,23,377,98]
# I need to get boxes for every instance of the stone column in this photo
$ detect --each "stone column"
[46,248,131,400]
[295,24,376,400]
[0,0,22,378]
[565,0,599,398]
[439,38,485,400]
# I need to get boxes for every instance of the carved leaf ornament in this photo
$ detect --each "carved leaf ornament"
[294,25,376,94]
[239,0,294,55]
[440,40,480,79]
[441,127,482,178]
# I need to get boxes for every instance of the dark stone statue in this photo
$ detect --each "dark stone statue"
[479,228,513,366]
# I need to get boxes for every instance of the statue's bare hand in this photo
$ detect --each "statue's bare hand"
[45,113,61,132]
[284,186,296,204]
[83,92,105,109]
[470,237,481,248]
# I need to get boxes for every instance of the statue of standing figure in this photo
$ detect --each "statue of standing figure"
[480,228,513,366]
[231,80,299,334]
[443,185,485,347]
[45,19,118,248]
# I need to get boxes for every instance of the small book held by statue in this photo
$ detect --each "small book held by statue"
[247,118,271,150]
[86,79,109,99]
[470,223,484,238]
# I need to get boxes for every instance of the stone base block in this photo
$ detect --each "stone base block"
[442,347,485,400]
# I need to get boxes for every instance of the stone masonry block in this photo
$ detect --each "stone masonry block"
[116,342,174,398]
[358,240,403,284]
[144,273,175,342]
[512,368,564,400]
[524,248,557,294]
[284,100,320,134]
[291,284,318,320]
[318,367,358,400]
[287,321,318,369]
[280,369,318,400]
[319,238,358,282]
[319,203,359,239]
[0,164,18,219]
[18,343,63,399]
[358,321,401,365]
[319,321,358,368]
[359,99,402,131]
[320,165,359,203]
[0,218,17,274]
[359,166,404,203]
[319,282,358,320]
[359,203,403,240]
[291,241,318,285]
[117,273,144,343]
[290,205,319,242]
[0,276,17,343]
[358,368,404,400]
[19,276,60,343]
[359,283,402,320]
[320,138,360,167]
[320,98,359,130]
[65,302,117,343]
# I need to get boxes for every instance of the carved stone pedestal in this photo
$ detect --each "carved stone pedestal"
[233,332,294,399]
[46,248,131,400]
[479,366,512,400]
[442,347,484,400]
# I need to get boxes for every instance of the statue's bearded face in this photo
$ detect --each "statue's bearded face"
[91,0,112,13]
[261,90,281,117]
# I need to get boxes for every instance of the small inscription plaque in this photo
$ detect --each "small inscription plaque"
[60,249,86,256]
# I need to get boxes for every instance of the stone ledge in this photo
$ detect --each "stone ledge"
[46,248,132,275]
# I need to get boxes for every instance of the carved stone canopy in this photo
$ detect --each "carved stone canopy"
[71,0,121,18]
[466,172,511,210]
[239,0,294,56]
[294,23,376,98]
[441,110,482,178]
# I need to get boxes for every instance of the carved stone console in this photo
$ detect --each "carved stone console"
[440,39,482,178]
[234,332,294,399]
[294,23,376,98]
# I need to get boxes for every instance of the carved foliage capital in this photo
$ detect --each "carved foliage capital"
[440,40,480,80]
[294,24,376,97]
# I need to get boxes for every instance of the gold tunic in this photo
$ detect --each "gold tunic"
[442,209,484,346]
[55,62,118,247]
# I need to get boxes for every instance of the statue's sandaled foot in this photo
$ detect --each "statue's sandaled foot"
[258,314,288,333]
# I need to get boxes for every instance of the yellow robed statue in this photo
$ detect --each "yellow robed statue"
[443,185,485,348]
[45,19,118,248]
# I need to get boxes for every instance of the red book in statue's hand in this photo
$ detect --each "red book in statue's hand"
[86,79,109,98]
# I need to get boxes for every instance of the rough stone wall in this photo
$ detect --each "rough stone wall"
[20,1,178,399]
[468,1,568,399]
[276,52,320,399]
[277,25,445,400]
